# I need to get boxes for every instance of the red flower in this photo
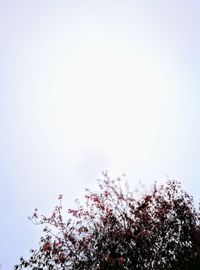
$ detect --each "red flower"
[42,242,51,252]
[118,256,125,264]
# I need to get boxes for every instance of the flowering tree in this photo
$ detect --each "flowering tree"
[15,173,200,270]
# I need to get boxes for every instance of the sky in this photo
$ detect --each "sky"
[0,0,200,268]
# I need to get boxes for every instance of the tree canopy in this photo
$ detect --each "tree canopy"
[15,173,200,269]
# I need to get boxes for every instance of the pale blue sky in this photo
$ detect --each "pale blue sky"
[1,1,200,268]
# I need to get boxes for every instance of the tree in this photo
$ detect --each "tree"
[15,173,200,269]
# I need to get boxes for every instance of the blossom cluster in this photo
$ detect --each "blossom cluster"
[15,174,200,270]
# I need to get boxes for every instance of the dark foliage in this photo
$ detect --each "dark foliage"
[15,173,200,269]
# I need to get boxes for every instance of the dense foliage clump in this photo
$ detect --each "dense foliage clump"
[15,173,200,269]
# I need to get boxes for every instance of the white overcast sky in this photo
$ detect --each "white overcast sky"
[1,0,200,268]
